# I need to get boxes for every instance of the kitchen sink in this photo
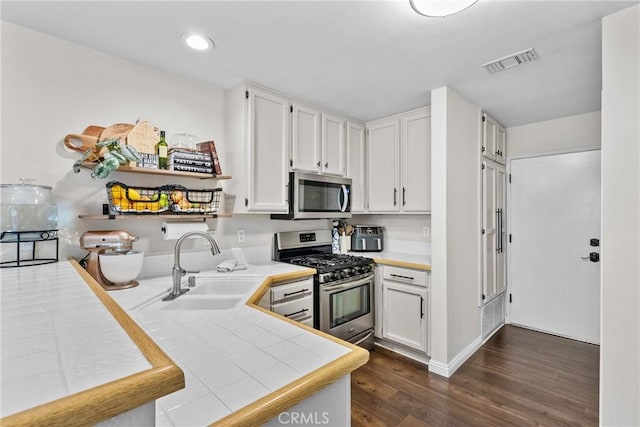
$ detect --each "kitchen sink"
[187,276,262,296]
[134,274,262,311]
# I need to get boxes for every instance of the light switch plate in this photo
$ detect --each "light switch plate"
[422,226,430,238]
[237,229,246,243]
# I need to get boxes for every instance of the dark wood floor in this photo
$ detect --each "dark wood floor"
[351,325,599,426]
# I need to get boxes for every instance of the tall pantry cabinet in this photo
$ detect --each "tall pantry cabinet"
[481,112,507,338]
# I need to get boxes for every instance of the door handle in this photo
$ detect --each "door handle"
[420,296,424,318]
[581,252,599,263]
[402,187,406,206]
[393,188,397,206]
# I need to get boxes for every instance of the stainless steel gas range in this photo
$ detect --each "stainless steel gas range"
[274,229,375,349]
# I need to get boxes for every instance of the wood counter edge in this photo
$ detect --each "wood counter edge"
[212,269,369,426]
[0,259,185,427]
[372,257,431,271]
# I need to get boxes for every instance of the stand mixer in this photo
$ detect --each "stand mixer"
[80,230,140,290]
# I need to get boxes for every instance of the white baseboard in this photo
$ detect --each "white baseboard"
[428,335,483,378]
[483,322,505,344]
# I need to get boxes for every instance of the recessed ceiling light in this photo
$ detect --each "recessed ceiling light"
[181,33,214,52]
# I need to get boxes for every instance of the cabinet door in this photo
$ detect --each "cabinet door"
[247,87,290,212]
[495,165,507,294]
[382,280,427,353]
[347,121,366,213]
[367,119,400,212]
[496,125,507,165]
[321,113,346,176]
[482,160,497,301]
[291,102,321,173]
[482,113,498,161]
[401,110,431,212]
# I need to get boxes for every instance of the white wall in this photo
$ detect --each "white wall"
[430,87,481,375]
[600,5,640,426]
[507,111,601,158]
[0,22,332,261]
[350,214,430,242]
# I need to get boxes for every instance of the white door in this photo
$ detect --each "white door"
[382,281,427,352]
[509,150,601,344]
[401,109,431,212]
[482,160,498,301]
[321,113,346,176]
[247,87,290,212]
[347,121,366,213]
[367,119,400,212]
[291,102,321,173]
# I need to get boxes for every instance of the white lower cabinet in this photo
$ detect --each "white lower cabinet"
[377,265,429,355]
[259,276,314,324]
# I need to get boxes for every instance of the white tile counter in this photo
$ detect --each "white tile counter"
[0,262,151,417]
[351,251,431,270]
[109,263,360,426]
[1,260,367,426]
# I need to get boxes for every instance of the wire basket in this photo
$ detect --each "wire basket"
[168,186,222,214]
[106,181,170,215]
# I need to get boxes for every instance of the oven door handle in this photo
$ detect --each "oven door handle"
[322,274,374,292]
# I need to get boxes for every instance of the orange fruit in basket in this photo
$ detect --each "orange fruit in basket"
[178,199,191,211]
[134,201,145,211]
[120,198,131,210]
[111,185,123,201]
[149,202,160,212]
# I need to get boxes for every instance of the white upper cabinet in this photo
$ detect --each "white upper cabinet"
[321,113,346,176]
[367,118,401,212]
[290,105,347,177]
[366,107,431,214]
[401,109,431,212]
[225,83,290,213]
[346,121,366,213]
[482,113,506,165]
[291,102,321,173]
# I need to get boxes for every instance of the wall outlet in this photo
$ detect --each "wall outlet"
[237,229,246,243]
[422,226,430,238]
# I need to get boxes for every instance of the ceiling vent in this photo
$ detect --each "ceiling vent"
[483,48,538,74]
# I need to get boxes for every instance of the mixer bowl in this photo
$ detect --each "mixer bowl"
[99,251,144,284]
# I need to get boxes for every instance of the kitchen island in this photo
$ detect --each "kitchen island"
[0,260,369,426]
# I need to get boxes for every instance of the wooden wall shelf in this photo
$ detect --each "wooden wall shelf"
[80,162,231,180]
[78,214,231,220]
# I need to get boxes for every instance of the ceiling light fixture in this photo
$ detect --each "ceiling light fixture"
[181,33,214,52]
[409,0,479,18]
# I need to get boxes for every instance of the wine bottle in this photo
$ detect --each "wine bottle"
[156,130,168,169]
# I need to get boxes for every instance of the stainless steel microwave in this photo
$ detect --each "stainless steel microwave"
[271,172,352,220]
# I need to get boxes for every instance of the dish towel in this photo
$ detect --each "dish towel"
[216,259,248,272]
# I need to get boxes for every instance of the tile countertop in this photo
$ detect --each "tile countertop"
[108,262,368,426]
[350,251,431,271]
[0,261,183,425]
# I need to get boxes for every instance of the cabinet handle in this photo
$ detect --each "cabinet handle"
[393,188,397,206]
[316,161,321,167]
[420,296,424,318]
[324,162,329,168]
[284,308,309,318]
[283,288,309,297]
[402,187,406,206]
[390,273,414,281]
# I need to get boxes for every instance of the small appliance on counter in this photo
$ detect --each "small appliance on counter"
[80,230,142,290]
[351,225,384,252]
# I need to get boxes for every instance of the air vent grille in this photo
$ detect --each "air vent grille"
[483,48,538,74]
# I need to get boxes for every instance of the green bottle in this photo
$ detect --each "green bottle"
[156,130,168,169]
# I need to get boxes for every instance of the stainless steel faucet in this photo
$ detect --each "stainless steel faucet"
[163,231,221,301]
